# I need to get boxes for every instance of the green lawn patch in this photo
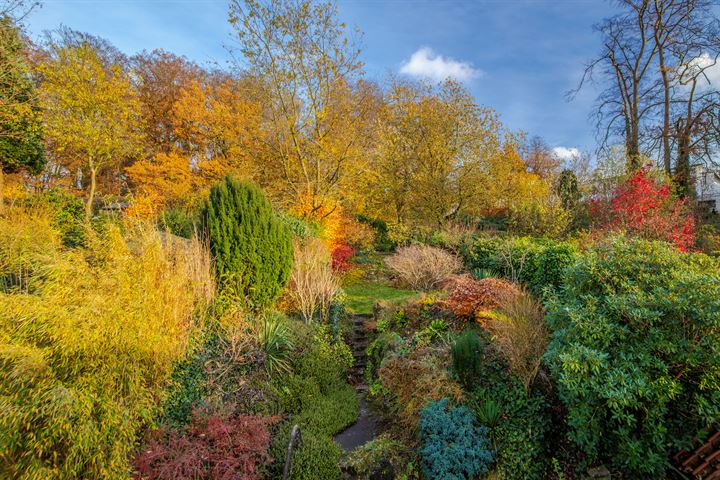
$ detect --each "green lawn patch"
[343,281,420,314]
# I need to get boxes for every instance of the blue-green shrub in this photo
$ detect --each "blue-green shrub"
[546,237,720,476]
[419,398,494,480]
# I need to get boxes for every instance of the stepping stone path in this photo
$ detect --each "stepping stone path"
[349,314,371,383]
[334,314,380,452]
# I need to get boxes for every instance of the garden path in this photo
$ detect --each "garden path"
[334,314,381,452]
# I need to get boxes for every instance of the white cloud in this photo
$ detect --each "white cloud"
[399,47,482,83]
[683,53,720,90]
[552,146,581,161]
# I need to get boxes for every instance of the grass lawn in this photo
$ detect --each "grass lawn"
[343,281,420,314]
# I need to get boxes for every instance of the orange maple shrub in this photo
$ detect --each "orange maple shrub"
[289,193,374,250]
[443,274,520,325]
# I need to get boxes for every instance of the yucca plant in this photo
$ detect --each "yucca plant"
[259,312,293,375]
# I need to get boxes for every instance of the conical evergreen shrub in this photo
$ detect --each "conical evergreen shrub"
[204,176,293,309]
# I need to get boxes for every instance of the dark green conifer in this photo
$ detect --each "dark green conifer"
[204,176,293,310]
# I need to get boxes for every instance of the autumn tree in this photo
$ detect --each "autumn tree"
[578,0,719,196]
[228,0,372,215]
[127,73,262,216]
[374,79,499,226]
[373,78,547,228]
[132,49,200,155]
[525,136,560,180]
[0,14,44,213]
[575,0,659,171]
[38,32,142,218]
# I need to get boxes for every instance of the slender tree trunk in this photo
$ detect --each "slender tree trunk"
[627,118,642,171]
[675,132,692,198]
[86,164,97,219]
[658,48,672,174]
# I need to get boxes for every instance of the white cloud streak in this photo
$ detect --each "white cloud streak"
[399,47,482,83]
[552,146,581,161]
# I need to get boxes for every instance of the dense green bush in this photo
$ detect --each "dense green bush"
[159,331,219,427]
[278,211,319,239]
[204,177,293,309]
[471,383,550,480]
[356,214,395,251]
[545,237,720,476]
[461,236,577,296]
[451,330,484,389]
[419,398,494,480]
[26,189,86,246]
[339,434,409,479]
[269,423,342,480]
[159,205,199,239]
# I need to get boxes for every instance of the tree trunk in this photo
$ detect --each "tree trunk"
[627,122,642,171]
[658,48,672,174]
[86,165,97,219]
[675,131,693,199]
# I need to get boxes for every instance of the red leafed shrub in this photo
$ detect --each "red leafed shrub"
[591,167,696,251]
[331,244,355,272]
[443,274,520,320]
[134,410,274,480]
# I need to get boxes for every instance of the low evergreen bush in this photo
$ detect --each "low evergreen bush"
[419,398,494,480]
[461,236,577,296]
[451,330,484,389]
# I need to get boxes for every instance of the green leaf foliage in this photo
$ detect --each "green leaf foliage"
[466,331,552,480]
[0,16,45,176]
[204,176,293,309]
[268,321,358,480]
[461,235,577,296]
[545,237,720,477]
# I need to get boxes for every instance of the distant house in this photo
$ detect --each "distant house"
[694,164,720,215]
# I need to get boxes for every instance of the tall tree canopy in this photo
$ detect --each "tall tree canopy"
[578,0,720,196]
[228,0,373,215]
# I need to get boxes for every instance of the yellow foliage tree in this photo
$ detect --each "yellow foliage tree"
[38,38,142,218]
[229,0,376,214]
[374,79,499,227]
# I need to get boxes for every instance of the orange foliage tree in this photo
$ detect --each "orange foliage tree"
[127,75,262,216]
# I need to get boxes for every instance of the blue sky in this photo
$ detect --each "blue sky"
[25,0,618,158]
